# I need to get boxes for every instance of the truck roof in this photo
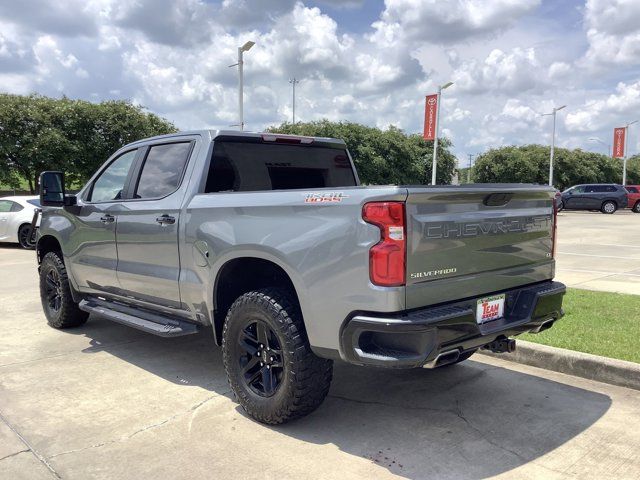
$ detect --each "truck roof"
[125,130,347,148]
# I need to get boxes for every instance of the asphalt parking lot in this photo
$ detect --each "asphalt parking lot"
[555,210,640,295]
[1,211,640,480]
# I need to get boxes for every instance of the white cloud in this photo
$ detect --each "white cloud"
[0,0,637,162]
[582,0,640,68]
[452,47,544,95]
[565,80,640,133]
[375,0,540,44]
[548,61,571,79]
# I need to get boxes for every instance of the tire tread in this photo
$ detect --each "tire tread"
[40,251,88,329]
[222,288,333,424]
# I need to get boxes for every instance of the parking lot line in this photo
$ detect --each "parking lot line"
[558,268,640,278]
[558,252,640,260]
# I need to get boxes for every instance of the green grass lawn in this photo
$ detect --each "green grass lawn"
[522,289,640,363]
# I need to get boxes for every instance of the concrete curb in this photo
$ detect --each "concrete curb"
[479,340,640,391]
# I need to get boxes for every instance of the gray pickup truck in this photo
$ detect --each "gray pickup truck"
[36,130,565,424]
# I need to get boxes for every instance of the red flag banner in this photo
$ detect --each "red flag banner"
[423,94,438,140]
[613,127,626,158]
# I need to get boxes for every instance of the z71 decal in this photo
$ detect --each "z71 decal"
[304,192,349,204]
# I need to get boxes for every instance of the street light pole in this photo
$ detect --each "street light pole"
[289,78,299,124]
[431,81,453,186]
[588,137,611,157]
[542,105,566,186]
[230,41,255,131]
[623,120,638,185]
[467,153,474,183]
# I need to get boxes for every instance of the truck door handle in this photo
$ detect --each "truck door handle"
[155,214,176,225]
[100,214,115,224]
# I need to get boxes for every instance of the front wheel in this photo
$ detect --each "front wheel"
[557,201,564,212]
[601,201,617,214]
[633,202,640,213]
[222,288,333,424]
[39,252,88,328]
[18,224,35,249]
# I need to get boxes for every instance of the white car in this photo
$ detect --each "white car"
[0,196,41,249]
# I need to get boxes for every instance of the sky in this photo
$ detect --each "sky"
[1,0,639,166]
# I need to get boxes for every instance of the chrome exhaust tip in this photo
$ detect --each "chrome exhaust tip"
[423,349,460,368]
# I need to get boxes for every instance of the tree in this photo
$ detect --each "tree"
[0,94,177,193]
[268,120,456,185]
[626,154,640,185]
[472,144,635,190]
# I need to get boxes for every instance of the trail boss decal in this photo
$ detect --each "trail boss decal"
[304,192,349,204]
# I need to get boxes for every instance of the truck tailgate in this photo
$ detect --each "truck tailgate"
[405,185,555,309]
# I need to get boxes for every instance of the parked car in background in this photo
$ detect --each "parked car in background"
[625,185,640,213]
[559,184,628,214]
[0,196,40,248]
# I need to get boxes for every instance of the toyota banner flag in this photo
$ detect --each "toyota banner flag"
[613,127,626,158]
[423,94,438,141]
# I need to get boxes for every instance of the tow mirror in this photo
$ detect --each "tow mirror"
[39,171,66,206]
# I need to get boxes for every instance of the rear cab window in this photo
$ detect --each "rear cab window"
[134,142,192,199]
[204,137,357,193]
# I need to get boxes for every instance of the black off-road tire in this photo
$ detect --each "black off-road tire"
[222,288,333,424]
[601,201,617,214]
[18,224,34,249]
[633,202,640,213]
[39,251,88,329]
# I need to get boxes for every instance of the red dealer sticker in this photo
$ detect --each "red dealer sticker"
[476,294,505,324]
[304,192,349,204]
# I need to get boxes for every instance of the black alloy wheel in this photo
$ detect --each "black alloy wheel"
[238,320,284,397]
[44,268,63,315]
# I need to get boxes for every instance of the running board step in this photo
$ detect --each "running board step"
[79,299,199,337]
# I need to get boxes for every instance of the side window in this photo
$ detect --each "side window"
[573,186,585,193]
[89,149,138,203]
[10,202,24,212]
[585,185,597,193]
[606,186,617,192]
[628,187,639,193]
[0,200,14,212]
[134,142,192,199]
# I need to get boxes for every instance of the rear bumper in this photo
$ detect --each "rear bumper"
[339,280,566,368]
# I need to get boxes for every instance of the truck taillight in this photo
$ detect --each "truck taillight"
[362,202,406,287]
